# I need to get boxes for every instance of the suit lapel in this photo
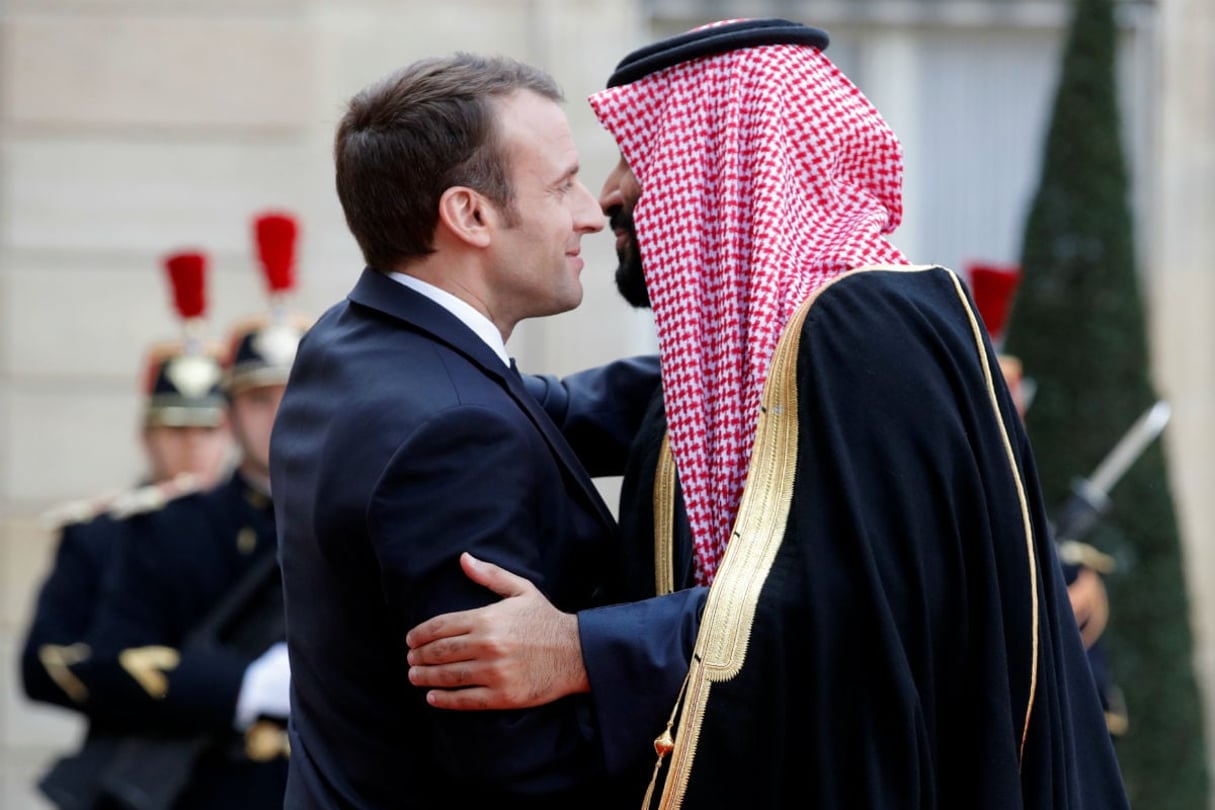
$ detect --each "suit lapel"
[349,268,504,371]
[500,362,617,528]
[347,268,616,528]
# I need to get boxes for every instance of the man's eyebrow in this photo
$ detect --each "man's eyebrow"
[551,162,580,184]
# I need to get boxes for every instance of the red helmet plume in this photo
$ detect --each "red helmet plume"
[163,251,207,320]
[254,212,298,294]
[966,261,1022,346]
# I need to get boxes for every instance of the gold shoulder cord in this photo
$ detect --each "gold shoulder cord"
[645,266,1041,807]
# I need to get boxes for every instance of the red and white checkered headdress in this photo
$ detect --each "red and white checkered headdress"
[591,20,909,584]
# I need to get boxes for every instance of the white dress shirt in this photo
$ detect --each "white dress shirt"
[386,272,511,368]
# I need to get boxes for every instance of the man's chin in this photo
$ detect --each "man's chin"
[558,282,584,315]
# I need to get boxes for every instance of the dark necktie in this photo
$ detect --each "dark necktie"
[500,357,614,527]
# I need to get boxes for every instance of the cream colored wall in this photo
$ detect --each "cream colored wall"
[1154,0,1215,790]
[1,1,1211,807]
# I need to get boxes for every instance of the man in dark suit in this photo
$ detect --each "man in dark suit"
[270,53,703,808]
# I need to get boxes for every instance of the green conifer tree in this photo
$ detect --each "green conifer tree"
[1006,0,1208,804]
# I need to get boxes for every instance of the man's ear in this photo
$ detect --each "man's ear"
[438,186,492,248]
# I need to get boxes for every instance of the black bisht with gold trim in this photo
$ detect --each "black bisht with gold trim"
[631,267,1128,808]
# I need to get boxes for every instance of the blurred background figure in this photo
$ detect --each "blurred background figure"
[968,260,1125,735]
[20,250,232,807]
[138,251,233,491]
[220,212,308,497]
[138,336,231,491]
[18,215,309,810]
[1000,0,1206,804]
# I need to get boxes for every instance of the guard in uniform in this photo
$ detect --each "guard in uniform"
[28,215,309,810]
[22,251,230,808]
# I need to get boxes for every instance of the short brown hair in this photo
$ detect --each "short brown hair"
[335,53,562,272]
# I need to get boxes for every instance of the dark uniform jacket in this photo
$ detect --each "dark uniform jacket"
[23,513,127,713]
[50,471,287,809]
[23,509,136,810]
[628,267,1128,808]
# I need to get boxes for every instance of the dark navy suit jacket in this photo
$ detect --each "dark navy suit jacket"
[271,268,703,809]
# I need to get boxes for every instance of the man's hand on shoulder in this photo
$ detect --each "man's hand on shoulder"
[405,553,589,710]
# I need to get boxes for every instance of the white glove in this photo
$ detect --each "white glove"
[234,641,292,731]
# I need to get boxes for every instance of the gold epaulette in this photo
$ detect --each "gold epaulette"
[1057,540,1117,575]
[108,473,202,520]
[40,490,125,529]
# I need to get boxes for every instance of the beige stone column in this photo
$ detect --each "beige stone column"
[1153,0,1215,793]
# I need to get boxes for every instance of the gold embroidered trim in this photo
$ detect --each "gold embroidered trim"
[655,275,822,808]
[945,269,1040,766]
[654,434,677,596]
[119,646,181,699]
[38,643,91,703]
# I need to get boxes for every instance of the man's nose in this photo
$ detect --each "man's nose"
[575,182,606,233]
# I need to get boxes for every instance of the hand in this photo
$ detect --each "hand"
[405,552,589,710]
[1068,567,1110,649]
[234,641,292,730]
